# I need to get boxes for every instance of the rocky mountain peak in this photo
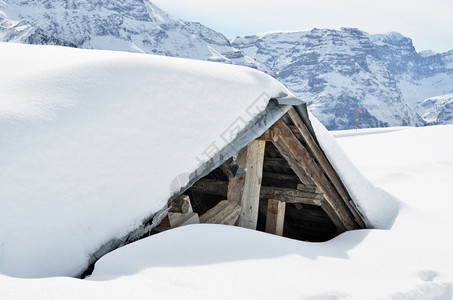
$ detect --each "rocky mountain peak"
[0,0,256,67]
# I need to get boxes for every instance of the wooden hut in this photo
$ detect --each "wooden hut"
[158,98,366,242]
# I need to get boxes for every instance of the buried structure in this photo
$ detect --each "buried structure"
[0,43,372,278]
[157,103,366,242]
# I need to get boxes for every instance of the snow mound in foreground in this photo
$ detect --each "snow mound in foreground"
[0,42,398,279]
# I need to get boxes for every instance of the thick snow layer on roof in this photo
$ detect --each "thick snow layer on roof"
[0,42,291,277]
[309,113,399,229]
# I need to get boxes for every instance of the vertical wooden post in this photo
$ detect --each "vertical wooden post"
[265,199,286,236]
[227,147,248,204]
[237,140,266,230]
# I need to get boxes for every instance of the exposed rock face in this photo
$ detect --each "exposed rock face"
[233,28,453,129]
[0,0,255,67]
[2,1,452,129]
[416,94,453,125]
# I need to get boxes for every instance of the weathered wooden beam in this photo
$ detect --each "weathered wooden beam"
[272,189,322,205]
[158,211,199,231]
[262,171,304,189]
[257,129,275,141]
[259,126,299,141]
[169,195,192,214]
[263,171,300,184]
[158,195,198,232]
[192,179,323,205]
[263,171,317,192]
[193,179,229,196]
[297,183,321,194]
[199,200,241,225]
[287,107,366,228]
[265,199,286,236]
[264,157,314,185]
[238,140,266,230]
[271,118,359,231]
[263,156,288,169]
[226,147,247,205]
[288,125,300,135]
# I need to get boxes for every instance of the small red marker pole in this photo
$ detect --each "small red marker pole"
[355,108,360,131]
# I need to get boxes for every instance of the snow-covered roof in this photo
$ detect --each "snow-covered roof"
[0,42,294,277]
[0,42,395,278]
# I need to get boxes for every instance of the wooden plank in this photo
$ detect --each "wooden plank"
[227,147,247,204]
[262,171,300,184]
[168,195,192,214]
[271,118,359,231]
[262,171,317,191]
[238,140,266,230]
[258,127,299,141]
[265,199,286,236]
[169,212,199,227]
[263,157,289,169]
[287,107,366,228]
[194,179,228,196]
[157,211,199,232]
[200,200,241,225]
[288,125,300,135]
[192,179,323,205]
[297,183,321,194]
[257,129,275,141]
[264,157,313,185]
[272,189,322,205]
[159,215,171,228]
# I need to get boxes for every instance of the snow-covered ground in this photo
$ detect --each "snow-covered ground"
[0,42,291,278]
[1,42,453,299]
[1,125,452,299]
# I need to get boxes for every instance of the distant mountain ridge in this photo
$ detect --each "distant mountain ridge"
[1,1,453,129]
[416,94,453,125]
[0,0,255,67]
[232,28,453,129]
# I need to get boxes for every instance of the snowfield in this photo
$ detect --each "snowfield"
[1,43,453,299]
[0,42,291,278]
[1,125,452,299]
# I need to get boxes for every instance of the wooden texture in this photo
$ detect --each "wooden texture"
[238,140,266,230]
[257,129,275,141]
[287,107,365,228]
[265,199,286,236]
[263,157,314,185]
[193,179,323,205]
[271,118,359,231]
[199,200,241,225]
[227,147,247,204]
[168,195,192,214]
[262,171,300,184]
[297,183,321,194]
[168,212,199,227]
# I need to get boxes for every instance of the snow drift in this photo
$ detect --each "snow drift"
[0,42,289,277]
[0,42,395,278]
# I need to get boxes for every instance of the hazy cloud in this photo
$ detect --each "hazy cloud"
[152,0,453,52]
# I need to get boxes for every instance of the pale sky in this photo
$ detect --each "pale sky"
[151,0,453,53]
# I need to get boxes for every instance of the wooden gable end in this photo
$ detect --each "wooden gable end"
[158,106,365,242]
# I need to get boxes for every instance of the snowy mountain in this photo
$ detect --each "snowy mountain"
[416,93,453,125]
[2,1,453,129]
[232,28,453,129]
[0,0,255,67]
